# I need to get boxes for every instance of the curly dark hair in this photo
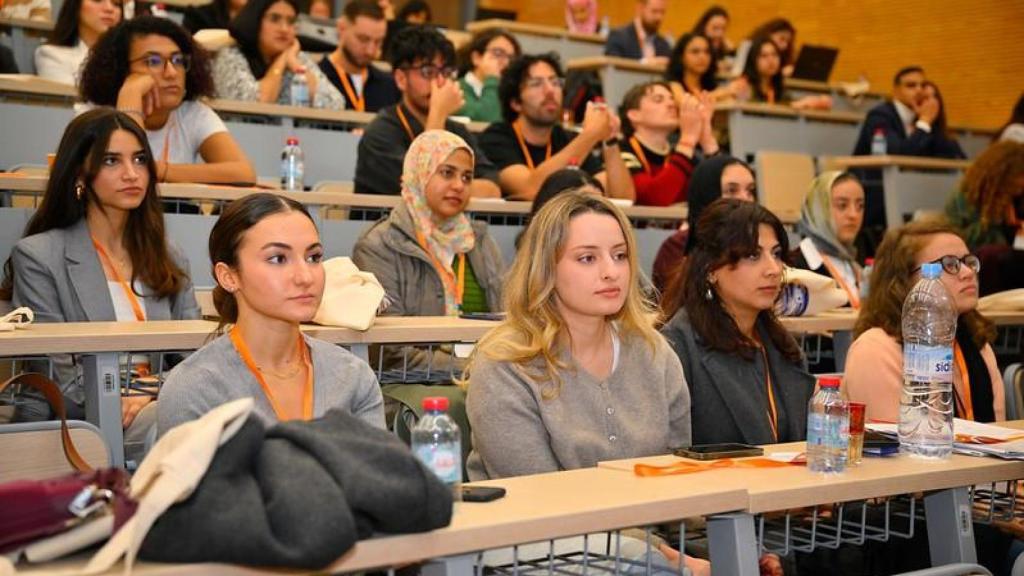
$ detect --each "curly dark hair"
[748,17,795,66]
[388,25,454,71]
[79,16,214,105]
[457,27,521,76]
[665,33,717,93]
[673,198,802,363]
[498,52,563,123]
[743,35,785,104]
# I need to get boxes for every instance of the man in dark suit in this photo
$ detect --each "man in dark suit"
[603,0,671,64]
[852,66,941,157]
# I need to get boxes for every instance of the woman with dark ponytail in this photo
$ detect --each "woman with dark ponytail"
[157,193,384,436]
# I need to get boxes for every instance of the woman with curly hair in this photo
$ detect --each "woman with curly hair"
[35,0,122,85]
[945,141,1024,250]
[747,17,794,75]
[845,219,1004,423]
[80,16,256,185]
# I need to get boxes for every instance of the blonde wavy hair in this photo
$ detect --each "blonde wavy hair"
[459,191,661,399]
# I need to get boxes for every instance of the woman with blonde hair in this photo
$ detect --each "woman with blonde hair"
[845,219,1003,423]
[463,190,702,573]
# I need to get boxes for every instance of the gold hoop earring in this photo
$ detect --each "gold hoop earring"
[74,183,85,200]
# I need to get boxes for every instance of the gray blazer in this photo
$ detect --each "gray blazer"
[661,311,815,446]
[11,219,200,418]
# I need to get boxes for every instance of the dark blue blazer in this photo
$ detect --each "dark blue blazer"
[604,23,671,60]
[853,101,966,159]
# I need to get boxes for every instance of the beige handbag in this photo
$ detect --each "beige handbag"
[312,257,386,331]
[776,267,850,317]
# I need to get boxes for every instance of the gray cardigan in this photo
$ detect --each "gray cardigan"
[157,333,385,437]
[352,204,504,370]
[11,219,200,418]
[465,331,691,481]
[660,311,816,446]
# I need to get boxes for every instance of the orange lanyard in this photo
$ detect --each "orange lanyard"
[229,326,313,421]
[91,237,145,322]
[953,342,974,421]
[760,345,779,443]
[628,137,651,175]
[396,105,417,142]
[512,119,551,170]
[332,56,367,112]
[635,457,794,477]
[820,255,861,309]
[415,230,465,308]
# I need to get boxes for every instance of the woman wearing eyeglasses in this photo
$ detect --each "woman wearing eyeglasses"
[80,17,256,186]
[456,29,520,123]
[212,0,345,109]
[845,219,1004,423]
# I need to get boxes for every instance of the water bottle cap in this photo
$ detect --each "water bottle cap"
[920,262,942,279]
[422,397,449,411]
[818,376,841,388]
[286,137,299,145]
[873,128,884,135]
[864,258,874,266]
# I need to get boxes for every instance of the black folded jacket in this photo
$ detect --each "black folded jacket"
[139,409,453,569]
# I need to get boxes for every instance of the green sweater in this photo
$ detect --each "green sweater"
[945,189,1009,250]
[457,74,503,123]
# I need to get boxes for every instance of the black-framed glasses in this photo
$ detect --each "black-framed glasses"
[402,64,456,80]
[915,254,981,276]
[130,52,191,72]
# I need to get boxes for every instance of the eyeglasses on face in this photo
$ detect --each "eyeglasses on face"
[130,52,191,72]
[402,64,456,80]
[523,76,565,90]
[915,254,981,276]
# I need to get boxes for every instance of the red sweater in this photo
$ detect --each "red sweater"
[622,141,695,206]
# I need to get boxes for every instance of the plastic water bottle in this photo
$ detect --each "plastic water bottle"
[860,258,875,299]
[280,137,304,191]
[412,397,462,498]
[870,128,887,155]
[806,376,849,473]
[599,16,610,37]
[900,262,957,459]
[289,70,310,107]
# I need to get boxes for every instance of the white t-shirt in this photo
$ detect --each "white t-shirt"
[34,40,88,86]
[146,100,228,164]
[107,280,148,321]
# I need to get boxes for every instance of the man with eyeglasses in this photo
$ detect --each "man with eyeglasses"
[319,0,399,113]
[480,53,634,201]
[604,0,671,65]
[355,25,500,197]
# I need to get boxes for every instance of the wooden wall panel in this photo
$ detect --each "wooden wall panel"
[477,0,1024,128]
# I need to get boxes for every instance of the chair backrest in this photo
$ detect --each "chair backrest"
[755,151,815,224]
[0,421,112,483]
[195,289,217,318]
[1004,363,1024,421]
[313,180,356,220]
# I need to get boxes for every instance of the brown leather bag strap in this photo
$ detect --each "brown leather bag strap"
[0,373,93,473]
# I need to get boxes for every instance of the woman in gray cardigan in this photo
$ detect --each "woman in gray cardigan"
[661,199,816,447]
[353,130,505,372]
[463,192,704,573]
[1,109,200,425]
[157,193,384,436]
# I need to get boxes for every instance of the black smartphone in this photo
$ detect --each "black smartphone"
[673,443,764,460]
[459,312,506,321]
[461,485,506,502]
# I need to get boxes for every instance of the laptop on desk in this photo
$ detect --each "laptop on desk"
[790,45,839,82]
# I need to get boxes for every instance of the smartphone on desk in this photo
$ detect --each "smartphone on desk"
[461,485,506,502]
[459,312,506,321]
[673,443,764,460]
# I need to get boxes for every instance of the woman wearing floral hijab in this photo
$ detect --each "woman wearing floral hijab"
[792,170,866,308]
[353,130,506,368]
